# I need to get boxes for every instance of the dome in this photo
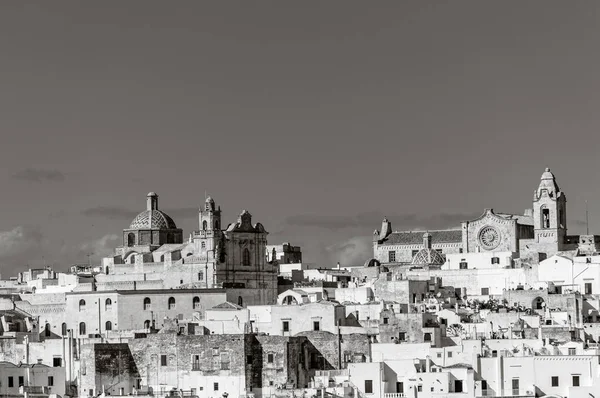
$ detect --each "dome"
[128,192,178,230]
[411,248,445,266]
[129,210,177,230]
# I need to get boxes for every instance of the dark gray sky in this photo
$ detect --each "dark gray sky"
[1,1,599,273]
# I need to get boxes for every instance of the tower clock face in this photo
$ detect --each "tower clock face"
[478,226,500,250]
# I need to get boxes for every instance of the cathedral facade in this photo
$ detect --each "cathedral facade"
[104,193,278,305]
[373,168,582,266]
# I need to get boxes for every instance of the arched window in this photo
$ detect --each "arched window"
[242,248,251,266]
[238,296,243,307]
[424,333,432,342]
[202,221,207,230]
[143,297,151,310]
[105,321,112,331]
[127,233,135,247]
[79,322,86,336]
[215,221,220,230]
[144,320,151,329]
[45,323,51,337]
[193,296,200,309]
[541,206,550,229]
[61,323,67,336]
[79,299,86,312]
[105,298,112,311]
[168,297,176,310]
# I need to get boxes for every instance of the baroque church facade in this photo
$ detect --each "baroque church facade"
[374,168,587,266]
[104,192,277,305]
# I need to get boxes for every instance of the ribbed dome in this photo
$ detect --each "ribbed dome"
[129,210,177,230]
[411,248,445,266]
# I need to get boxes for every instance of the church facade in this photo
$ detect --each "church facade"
[103,193,278,305]
[373,168,584,266]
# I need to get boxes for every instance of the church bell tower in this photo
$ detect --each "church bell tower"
[532,167,567,254]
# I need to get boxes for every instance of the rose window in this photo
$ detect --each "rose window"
[478,226,500,250]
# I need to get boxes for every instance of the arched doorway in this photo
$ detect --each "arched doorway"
[533,297,545,310]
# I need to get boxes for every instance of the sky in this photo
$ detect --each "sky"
[1,1,600,274]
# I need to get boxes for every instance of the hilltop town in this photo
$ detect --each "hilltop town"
[0,168,598,398]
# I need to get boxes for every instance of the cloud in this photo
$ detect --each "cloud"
[82,207,138,220]
[0,226,43,259]
[12,168,65,182]
[0,226,44,273]
[78,234,121,259]
[324,236,373,267]
[82,206,198,220]
[284,211,481,232]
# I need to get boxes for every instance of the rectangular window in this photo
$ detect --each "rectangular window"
[220,353,230,370]
[491,257,500,264]
[398,332,406,341]
[18,376,24,387]
[448,351,453,358]
[417,385,423,392]
[396,382,403,393]
[212,348,219,356]
[246,355,252,365]
[459,262,468,269]
[160,355,167,366]
[364,380,373,394]
[282,321,290,332]
[268,354,274,363]
[383,317,388,324]
[511,379,519,395]
[8,377,13,388]
[437,352,442,358]
[313,321,320,331]
[552,376,560,387]
[572,375,580,387]
[193,355,200,370]
[48,376,54,386]
[198,271,204,281]
[213,383,219,391]
[481,380,487,391]
[481,288,489,295]
[412,250,419,257]
[568,348,576,355]
[585,283,592,294]
[388,251,396,262]
[454,380,463,393]
[53,357,62,367]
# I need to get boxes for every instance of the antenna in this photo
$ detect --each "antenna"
[586,200,590,235]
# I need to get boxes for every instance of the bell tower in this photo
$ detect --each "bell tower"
[196,196,222,255]
[532,167,567,254]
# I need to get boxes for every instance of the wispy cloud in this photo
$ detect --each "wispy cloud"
[12,168,65,182]
[82,206,198,220]
[284,211,481,231]
[0,226,43,259]
[78,234,120,259]
[82,206,138,220]
[324,236,373,266]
